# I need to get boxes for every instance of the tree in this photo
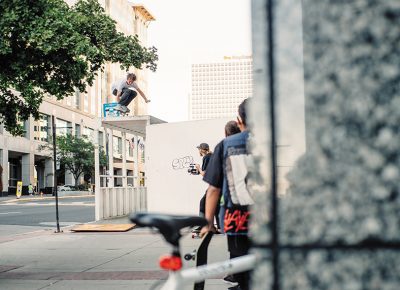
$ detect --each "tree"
[0,0,158,135]
[41,134,107,186]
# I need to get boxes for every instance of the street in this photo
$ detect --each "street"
[0,196,95,228]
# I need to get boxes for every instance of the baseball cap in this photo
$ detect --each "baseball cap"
[196,143,209,150]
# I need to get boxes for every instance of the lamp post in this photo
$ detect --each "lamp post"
[51,115,72,233]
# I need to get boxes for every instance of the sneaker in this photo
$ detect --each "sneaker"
[223,274,238,286]
[119,105,127,113]
[124,106,130,113]
[114,104,123,111]
[227,285,241,290]
[191,226,201,233]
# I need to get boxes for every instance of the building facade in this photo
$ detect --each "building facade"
[0,0,155,196]
[189,56,253,120]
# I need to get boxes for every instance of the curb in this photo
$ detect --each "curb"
[0,194,94,204]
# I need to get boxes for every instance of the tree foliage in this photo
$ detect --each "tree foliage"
[0,0,158,135]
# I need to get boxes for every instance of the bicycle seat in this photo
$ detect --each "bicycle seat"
[130,212,207,246]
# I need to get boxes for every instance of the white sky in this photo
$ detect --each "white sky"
[143,0,252,122]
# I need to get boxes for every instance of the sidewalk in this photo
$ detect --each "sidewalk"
[0,213,230,290]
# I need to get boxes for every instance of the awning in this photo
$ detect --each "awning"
[101,115,166,137]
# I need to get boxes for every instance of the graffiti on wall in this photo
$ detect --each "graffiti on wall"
[172,156,194,170]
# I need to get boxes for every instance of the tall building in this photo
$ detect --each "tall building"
[189,56,253,120]
[0,1,155,196]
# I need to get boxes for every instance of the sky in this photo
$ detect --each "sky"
[142,0,252,122]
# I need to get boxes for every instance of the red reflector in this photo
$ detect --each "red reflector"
[159,255,182,271]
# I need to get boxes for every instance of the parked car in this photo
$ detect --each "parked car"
[57,185,74,192]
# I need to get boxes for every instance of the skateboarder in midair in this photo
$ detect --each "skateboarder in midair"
[111,73,150,114]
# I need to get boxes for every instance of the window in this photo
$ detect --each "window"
[84,94,89,113]
[75,124,81,138]
[56,119,72,136]
[98,131,104,148]
[34,114,50,142]
[75,89,81,109]
[17,118,28,138]
[112,136,122,155]
[128,139,133,157]
[83,127,94,142]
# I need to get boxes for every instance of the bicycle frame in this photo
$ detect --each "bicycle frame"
[129,212,255,290]
[161,254,256,290]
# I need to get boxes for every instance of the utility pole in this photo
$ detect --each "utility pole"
[52,115,61,233]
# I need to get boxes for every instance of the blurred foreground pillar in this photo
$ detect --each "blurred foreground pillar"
[249,0,400,289]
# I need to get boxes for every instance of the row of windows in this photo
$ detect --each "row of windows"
[192,78,253,83]
[192,69,252,72]
[192,62,252,68]
[193,72,252,77]
[192,81,253,86]
[191,98,244,102]
[192,86,252,90]
[191,96,249,101]
[192,91,252,96]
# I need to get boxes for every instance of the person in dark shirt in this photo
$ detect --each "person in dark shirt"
[201,99,252,290]
[195,143,212,177]
[194,121,241,233]
[191,143,212,233]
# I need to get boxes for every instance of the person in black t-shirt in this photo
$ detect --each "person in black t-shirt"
[191,143,213,233]
[193,122,242,234]
[194,143,212,177]
[201,100,252,290]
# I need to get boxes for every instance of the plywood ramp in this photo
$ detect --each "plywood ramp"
[71,224,135,232]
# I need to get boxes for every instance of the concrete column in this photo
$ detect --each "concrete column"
[107,128,114,187]
[2,149,8,194]
[44,158,54,188]
[36,164,45,193]
[94,129,101,220]
[21,153,34,186]
[26,116,34,140]
[133,135,139,187]
[121,132,127,187]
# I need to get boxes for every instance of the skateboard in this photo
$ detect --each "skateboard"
[118,111,129,117]
[114,106,130,116]
[194,232,214,290]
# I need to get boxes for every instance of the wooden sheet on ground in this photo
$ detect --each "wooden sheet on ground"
[71,224,135,232]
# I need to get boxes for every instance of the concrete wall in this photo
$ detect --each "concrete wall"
[146,118,231,215]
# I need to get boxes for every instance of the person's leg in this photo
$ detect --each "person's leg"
[214,192,222,230]
[199,192,206,216]
[119,89,137,106]
[192,193,207,233]
[227,235,251,290]
[199,194,206,217]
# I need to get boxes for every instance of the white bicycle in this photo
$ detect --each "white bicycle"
[130,212,255,290]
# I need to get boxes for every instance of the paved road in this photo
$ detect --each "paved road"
[0,196,95,227]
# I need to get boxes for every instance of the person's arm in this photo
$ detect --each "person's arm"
[196,154,211,176]
[200,185,220,236]
[136,86,150,103]
[116,91,122,102]
[115,80,124,102]
[195,164,206,176]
